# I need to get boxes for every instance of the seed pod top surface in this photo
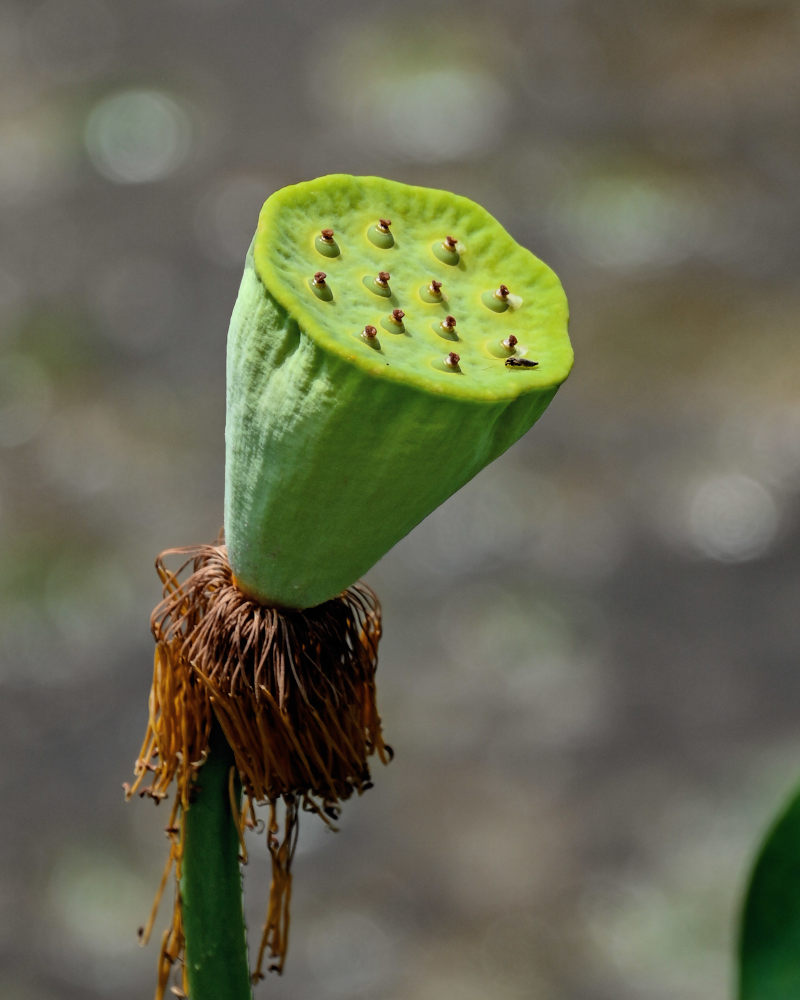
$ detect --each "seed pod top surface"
[253,174,572,399]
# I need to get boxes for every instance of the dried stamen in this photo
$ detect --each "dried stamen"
[377,218,392,233]
[129,544,389,998]
[320,228,335,242]
[312,271,327,286]
[375,271,390,287]
[502,334,518,351]
[390,309,405,325]
[361,324,378,340]
[440,315,457,332]
[429,280,442,296]
[444,235,458,250]
[444,351,461,368]
[495,284,510,300]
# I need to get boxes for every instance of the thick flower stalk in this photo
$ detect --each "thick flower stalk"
[128,174,572,999]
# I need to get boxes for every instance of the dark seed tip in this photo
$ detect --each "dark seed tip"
[378,218,392,231]
[392,308,405,321]
[320,228,334,241]
[430,279,442,294]
[503,334,518,349]
[442,314,456,328]
[377,270,390,284]
[362,325,378,339]
[497,284,510,298]
[313,271,327,284]
[445,235,458,249]
[445,351,460,367]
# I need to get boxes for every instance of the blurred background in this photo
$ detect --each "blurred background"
[2,1,799,998]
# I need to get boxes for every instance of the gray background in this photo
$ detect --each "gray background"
[2,1,800,998]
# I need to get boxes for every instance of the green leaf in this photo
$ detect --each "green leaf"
[740,779,800,999]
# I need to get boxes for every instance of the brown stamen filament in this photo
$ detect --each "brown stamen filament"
[129,544,389,999]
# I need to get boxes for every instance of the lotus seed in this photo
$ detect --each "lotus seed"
[314,229,340,258]
[432,236,459,265]
[368,218,395,248]
[419,279,443,303]
[309,270,333,300]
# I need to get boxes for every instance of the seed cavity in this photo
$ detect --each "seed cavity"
[436,314,458,340]
[315,229,340,258]
[363,271,392,297]
[361,325,380,349]
[482,283,511,312]
[419,279,443,303]
[368,219,395,248]
[382,308,406,334]
[432,236,459,265]
[309,271,333,300]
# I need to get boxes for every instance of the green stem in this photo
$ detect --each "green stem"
[181,726,253,1000]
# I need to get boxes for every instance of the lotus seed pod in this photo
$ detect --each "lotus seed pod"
[225,174,573,609]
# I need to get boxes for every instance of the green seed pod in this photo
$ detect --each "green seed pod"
[225,174,573,609]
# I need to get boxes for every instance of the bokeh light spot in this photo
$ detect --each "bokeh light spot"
[85,89,191,184]
[688,473,779,562]
[354,68,508,162]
